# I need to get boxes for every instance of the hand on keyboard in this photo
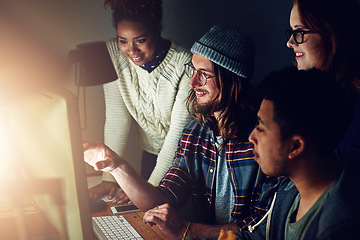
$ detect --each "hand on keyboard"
[143,203,188,239]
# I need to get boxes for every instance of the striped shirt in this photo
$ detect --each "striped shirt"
[157,119,282,230]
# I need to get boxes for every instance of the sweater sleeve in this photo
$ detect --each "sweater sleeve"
[147,52,193,185]
[101,67,132,183]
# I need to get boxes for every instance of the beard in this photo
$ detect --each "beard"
[194,100,214,116]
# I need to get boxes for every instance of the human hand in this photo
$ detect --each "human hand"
[111,189,131,204]
[88,181,131,203]
[143,203,188,240]
[83,141,121,172]
[88,181,119,200]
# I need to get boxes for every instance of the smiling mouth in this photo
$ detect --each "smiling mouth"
[295,52,304,57]
[194,90,207,97]
[131,55,143,62]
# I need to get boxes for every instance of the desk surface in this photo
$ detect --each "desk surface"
[0,202,170,240]
[92,202,170,240]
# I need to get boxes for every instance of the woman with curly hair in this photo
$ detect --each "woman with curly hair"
[88,0,192,203]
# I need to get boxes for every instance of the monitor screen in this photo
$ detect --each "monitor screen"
[0,87,93,239]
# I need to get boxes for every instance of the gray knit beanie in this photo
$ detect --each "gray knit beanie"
[191,24,255,79]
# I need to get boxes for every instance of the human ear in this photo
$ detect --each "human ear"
[288,135,305,159]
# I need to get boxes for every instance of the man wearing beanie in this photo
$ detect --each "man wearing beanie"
[83,24,280,239]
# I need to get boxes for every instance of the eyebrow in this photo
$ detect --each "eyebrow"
[117,34,147,40]
[292,24,306,29]
[190,61,213,74]
[257,116,265,126]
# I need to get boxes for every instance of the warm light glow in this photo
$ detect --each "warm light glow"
[0,2,93,239]
[0,104,15,194]
[1,88,93,239]
[0,0,72,193]
[0,1,71,99]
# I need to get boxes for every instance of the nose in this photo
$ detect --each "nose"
[286,35,296,48]
[248,128,257,145]
[128,43,138,55]
[189,73,202,88]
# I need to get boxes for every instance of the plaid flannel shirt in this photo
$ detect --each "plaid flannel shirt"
[157,119,282,230]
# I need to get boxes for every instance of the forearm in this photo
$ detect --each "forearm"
[110,161,168,212]
[186,222,240,239]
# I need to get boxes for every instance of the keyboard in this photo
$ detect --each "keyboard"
[92,215,144,240]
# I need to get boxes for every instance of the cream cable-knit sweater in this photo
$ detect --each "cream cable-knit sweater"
[102,38,192,185]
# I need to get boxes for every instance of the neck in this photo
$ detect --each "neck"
[290,154,340,221]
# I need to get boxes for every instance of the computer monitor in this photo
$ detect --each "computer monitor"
[0,86,93,239]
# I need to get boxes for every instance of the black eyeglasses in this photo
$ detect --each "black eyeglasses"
[184,62,214,86]
[286,29,316,44]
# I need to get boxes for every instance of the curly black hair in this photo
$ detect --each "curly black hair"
[104,0,163,34]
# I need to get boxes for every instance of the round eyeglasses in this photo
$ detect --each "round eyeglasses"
[184,63,214,86]
[286,29,316,45]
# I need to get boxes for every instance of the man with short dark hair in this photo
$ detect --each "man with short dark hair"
[238,67,359,239]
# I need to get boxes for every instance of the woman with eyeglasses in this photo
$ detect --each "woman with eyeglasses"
[88,0,192,203]
[286,0,360,161]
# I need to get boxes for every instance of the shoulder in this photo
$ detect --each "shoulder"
[153,41,191,85]
[317,161,360,236]
[106,38,129,62]
[181,119,211,138]
[106,38,119,57]
[182,119,203,133]
[165,42,192,66]
[169,42,192,58]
